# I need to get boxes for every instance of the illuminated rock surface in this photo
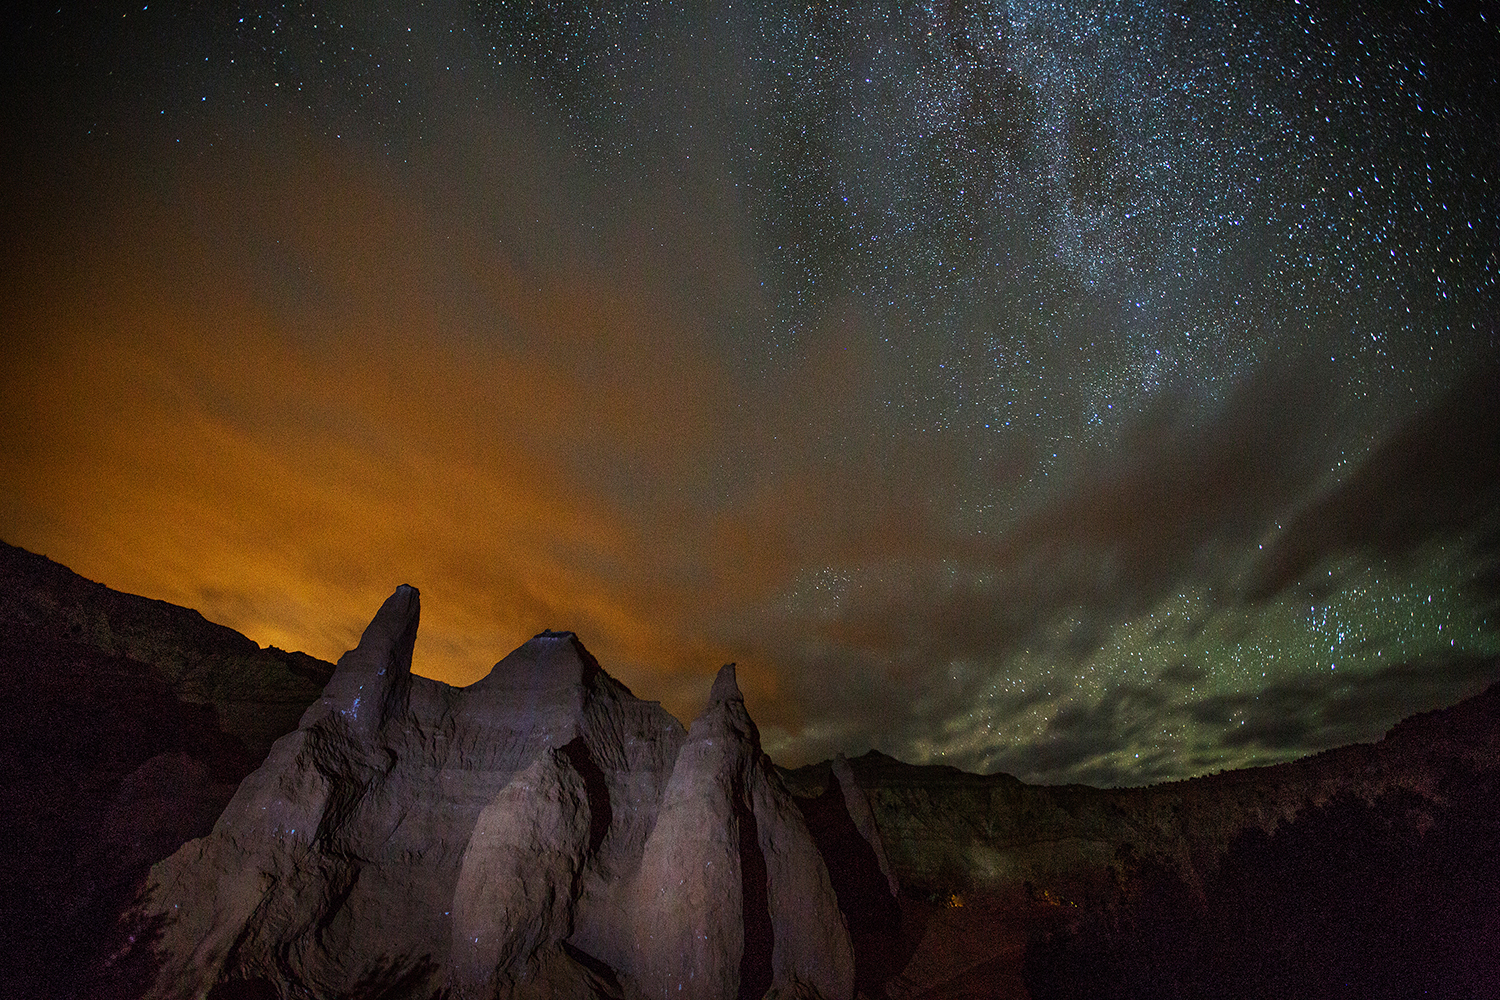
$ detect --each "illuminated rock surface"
[140,589,857,1000]
[631,664,854,1000]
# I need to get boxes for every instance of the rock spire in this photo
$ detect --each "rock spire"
[139,591,862,1000]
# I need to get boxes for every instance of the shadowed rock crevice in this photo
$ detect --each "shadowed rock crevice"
[735,789,773,1000]
[559,736,612,857]
[792,776,907,994]
[560,941,623,996]
[311,867,363,943]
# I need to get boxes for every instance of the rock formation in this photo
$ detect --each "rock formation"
[782,670,1500,999]
[137,587,859,1000]
[0,541,336,1000]
[8,545,1495,1000]
[631,664,853,1000]
[785,676,1500,909]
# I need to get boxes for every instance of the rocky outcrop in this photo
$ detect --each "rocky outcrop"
[781,673,1500,1000]
[0,541,335,1000]
[0,541,335,761]
[137,590,858,1000]
[631,664,853,1000]
[789,675,1500,910]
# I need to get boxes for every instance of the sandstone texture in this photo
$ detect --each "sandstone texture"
[138,589,861,1000]
[631,664,854,1000]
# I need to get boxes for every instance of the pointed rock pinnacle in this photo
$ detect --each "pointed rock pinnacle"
[709,662,742,704]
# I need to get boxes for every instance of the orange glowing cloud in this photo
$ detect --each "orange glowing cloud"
[1,126,762,724]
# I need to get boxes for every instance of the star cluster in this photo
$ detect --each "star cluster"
[2,0,1497,784]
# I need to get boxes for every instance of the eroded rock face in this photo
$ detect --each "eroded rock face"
[631,664,854,1000]
[140,590,857,1000]
[22,547,1496,999]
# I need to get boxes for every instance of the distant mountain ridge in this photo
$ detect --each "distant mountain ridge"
[0,541,335,756]
[783,662,1500,999]
[784,672,1500,904]
[2,541,1496,999]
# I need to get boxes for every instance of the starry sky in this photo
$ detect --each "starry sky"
[3,0,1498,785]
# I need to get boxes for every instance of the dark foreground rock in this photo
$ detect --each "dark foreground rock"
[0,541,336,1000]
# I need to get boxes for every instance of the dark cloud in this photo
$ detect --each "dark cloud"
[982,684,1178,788]
[1468,529,1500,622]
[1190,651,1500,757]
[1158,657,1209,686]
[750,362,1344,675]
[734,354,1500,779]
[962,652,1500,787]
[995,364,1340,607]
[1249,365,1500,600]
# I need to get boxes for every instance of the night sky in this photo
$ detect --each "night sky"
[3,1,1498,785]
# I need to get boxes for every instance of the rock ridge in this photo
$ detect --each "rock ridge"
[137,590,869,1000]
[0,541,337,1000]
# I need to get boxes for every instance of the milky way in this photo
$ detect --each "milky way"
[3,1,1497,784]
